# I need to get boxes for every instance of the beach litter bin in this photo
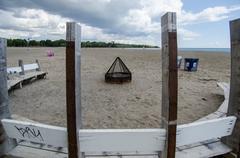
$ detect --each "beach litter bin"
[184,58,199,71]
[177,56,182,68]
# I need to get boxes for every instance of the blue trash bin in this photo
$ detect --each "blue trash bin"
[184,58,199,71]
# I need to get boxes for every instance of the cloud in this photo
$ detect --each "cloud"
[0,8,70,39]
[0,0,140,29]
[178,28,200,41]
[0,0,239,46]
[179,6,240,25]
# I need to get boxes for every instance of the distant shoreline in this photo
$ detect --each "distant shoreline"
[7,47,230,53]
[102,47,231,53]
[179,48,230,53]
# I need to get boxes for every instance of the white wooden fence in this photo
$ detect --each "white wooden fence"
[1,116,236,156]
[7,60,47,91]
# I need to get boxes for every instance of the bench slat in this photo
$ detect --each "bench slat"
[79,128,166,153]
[176,116,236,147]
[7,67,22,74]
[2,119,67,147]
[23,63,39,71]
[176,140,232,158]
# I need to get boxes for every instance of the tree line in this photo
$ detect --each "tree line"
[7,39,158,48]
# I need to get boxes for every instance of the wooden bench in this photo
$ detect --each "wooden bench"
[175,82,231,157]
[7,60,47,91]
[1,116,236,157]
[0,83,236,157]
[1,83,236,158]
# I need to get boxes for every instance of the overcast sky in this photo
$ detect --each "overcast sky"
[0,0,239,47]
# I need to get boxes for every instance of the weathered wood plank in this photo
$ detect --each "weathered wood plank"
[161,12,178,158]
[0,38,17,156]
[8,145,68,158]
[7,61,43,75]
[176,116,236,147]
[8,145,159,158]
[7,78,22,90]
[225,18,240,157]
[23,63,39,71]
[22,71,47,80]
[7,142,231,158]
[18,59,25,75]
[7,71,47,90]
[7,66,22,74]
[8,62,41,74]
[1,119,67,147]
[217,82,230,100]
[176,141,232,158]
[66,22,83,158]
[35,59,41,71]
[80,128,166,154]
[216,82,230,115]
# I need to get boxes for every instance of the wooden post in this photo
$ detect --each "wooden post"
[18,59,24,75]
[161,12,178,158]
[35,59,41,71]
[0,38,17,156]
[226,18,240,158]
[66,22,83,158]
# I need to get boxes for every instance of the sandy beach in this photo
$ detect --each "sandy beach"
[7,47,230,129]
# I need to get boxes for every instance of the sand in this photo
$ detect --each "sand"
[6,47,230,129]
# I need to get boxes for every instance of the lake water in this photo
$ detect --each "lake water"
[179,48,230,53]
[125,48,230,53]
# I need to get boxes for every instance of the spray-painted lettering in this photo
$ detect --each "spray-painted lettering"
[15,126,44,141]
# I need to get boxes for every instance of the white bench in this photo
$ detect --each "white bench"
[7,60,41,75]
[1,116,236,157]
[7,60,47,90]
[2,83,236,157]
[175,82,232,157]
